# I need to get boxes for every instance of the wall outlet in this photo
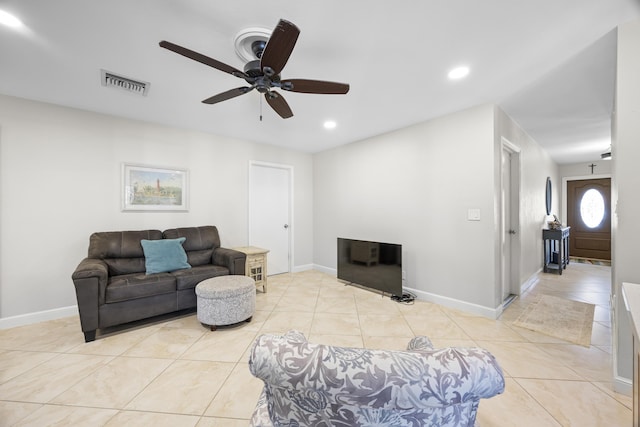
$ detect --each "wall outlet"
[402,270,406,280]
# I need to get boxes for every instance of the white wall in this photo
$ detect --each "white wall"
[314,104,498,313]
[313,104,559,316]
[495,108,560,289]
[612,18,640,388]
[0,94,314,322]
[560,160,611,177]
[0,94,561,325]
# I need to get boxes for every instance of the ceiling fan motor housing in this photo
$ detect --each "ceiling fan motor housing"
[244,60,263,78]
[243,59,283,93]
[251,40,266,58]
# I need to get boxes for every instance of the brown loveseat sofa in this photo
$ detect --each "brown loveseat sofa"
[71,226,246,342]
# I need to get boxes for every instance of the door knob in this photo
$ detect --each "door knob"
[508,230,516,235]
[284,224,289,229]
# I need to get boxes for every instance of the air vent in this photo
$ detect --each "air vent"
[101,70,149,96]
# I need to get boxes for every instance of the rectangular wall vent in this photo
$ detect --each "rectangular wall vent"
[101,69,149,96]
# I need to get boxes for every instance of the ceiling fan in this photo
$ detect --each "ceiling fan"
[159,19,349,119]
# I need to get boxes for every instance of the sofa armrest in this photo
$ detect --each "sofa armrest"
[212,247,246,275]
[72,258,108,341]
[72,258,108,283]
[250,389,273,427]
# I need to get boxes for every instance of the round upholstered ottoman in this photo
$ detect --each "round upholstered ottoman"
[195,275,256,331]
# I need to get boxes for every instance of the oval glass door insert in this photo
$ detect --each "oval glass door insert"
[580,188,605,228]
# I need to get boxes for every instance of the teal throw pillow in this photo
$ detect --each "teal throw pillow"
[140,237,191,275]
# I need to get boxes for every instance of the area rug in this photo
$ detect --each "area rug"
[570,256,611,266]
[513,295,595,347]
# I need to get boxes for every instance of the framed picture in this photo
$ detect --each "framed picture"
[122,163,189,211]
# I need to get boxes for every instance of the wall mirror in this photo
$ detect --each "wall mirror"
[545,177,552,215]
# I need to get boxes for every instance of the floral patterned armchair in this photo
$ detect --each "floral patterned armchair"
[248,330,505,427]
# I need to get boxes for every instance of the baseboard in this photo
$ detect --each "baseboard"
[1,265,323,329]
[613,375,633,396]
[0,305,78,330]
[291,263,316,273]
[309,264,499,318]
[1,268,503,329]
[520,269,541,294]
[405,287,500,319]
[311,264,336,275]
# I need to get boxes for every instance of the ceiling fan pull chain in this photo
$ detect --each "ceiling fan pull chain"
[260,95,263,121]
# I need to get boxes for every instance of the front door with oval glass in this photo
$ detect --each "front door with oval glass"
[566,178,611,260]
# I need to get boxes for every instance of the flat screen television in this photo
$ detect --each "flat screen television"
[337,238,402,296]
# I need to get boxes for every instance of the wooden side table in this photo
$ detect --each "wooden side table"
[233,246,269,292]
[542,226,570,275]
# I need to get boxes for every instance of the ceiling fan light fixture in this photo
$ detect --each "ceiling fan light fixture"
[251,40,266,58]
[448,66,470,80]
[234,27,272,62]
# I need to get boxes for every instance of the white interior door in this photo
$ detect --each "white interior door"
[249,162,291,275]
[501,148,513,301]
[501,139,521,302]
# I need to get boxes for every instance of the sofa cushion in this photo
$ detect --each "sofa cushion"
[171,264,230,290]
[141,237,191,274]
[89,230,163,275]
[105,272,176,303]
[163,226,220,266]
[89,230,163,258]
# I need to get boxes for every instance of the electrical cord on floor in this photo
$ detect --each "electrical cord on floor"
[391,291,416,304]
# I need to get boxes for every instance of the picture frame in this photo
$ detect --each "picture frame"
[122,163,189,211]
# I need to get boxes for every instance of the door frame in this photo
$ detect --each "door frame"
[562,176,614,262]
[501,137,521,299]
[248,160,294,274]
[562,173,613,319]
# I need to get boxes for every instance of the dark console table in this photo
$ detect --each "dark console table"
[542,227,570,275]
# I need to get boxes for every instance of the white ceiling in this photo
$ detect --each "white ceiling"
[1,1,638,164]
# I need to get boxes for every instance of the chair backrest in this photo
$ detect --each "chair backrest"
[249,330,505,427]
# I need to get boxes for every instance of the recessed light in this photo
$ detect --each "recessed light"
[0,10,23,28]
[324,120,337,130]
[448,66,470,80]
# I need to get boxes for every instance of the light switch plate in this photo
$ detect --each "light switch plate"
[468,208,481,221]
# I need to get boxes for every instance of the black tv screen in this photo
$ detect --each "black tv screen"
[337,238,402,296]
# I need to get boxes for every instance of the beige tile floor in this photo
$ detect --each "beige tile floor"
[0,262,630,426]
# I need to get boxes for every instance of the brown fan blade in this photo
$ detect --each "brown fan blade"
[202,87,253,104]
[281,79,350,94]
[260,20,300,76]
[160,40,247,78]
[265,91,293,119]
